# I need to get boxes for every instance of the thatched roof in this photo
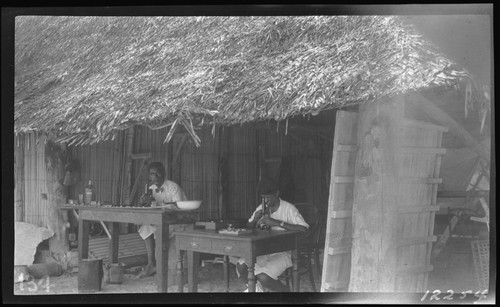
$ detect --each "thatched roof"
[15,16,473,146]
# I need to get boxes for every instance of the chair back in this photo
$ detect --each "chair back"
[294,203,321,247]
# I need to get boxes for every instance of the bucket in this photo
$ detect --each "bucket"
[103,262,124,284]
[77,258,103,292]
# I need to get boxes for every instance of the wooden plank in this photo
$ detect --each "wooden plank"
[333,176,354,184]
[336,145,357,152]
[404,119,449,132]
[331,210,353,218]
[321,110,358,292]
[349,96,404,292]
[398,205,440,214]
[131,152,153,160]
[401,147,447,154]
[328,246,352,255]
[324,280,349,290]
[437,190,490,198]
[397,236,437,247]
[400,177,442,184]
[396,264,433,276]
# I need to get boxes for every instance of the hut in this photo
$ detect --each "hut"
[14,15,492,292]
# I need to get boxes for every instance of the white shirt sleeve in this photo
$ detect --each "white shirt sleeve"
[287,205,309,229]
[248,204,263,223]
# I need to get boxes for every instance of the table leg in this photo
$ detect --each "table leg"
[78,219,90,260]
[247,256,256,292]
[223,255,229,292]
[177,249,184,293]
[155,220,169,292]
[292,246,299,292]
[109,222,119,263]
[187,251,199,292]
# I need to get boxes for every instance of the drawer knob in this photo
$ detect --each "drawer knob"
[224,246,233,251]
[190,242,199,248]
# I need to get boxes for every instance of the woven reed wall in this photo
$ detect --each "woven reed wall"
[132,126,171,204]
[23,133,49,227]
[69,133,125,205]
[224,125,259,220]
[180,127,220,221]
[258,124,332,213]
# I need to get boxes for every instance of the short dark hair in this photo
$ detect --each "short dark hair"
[258,177,278,195]
[148,162,166,177]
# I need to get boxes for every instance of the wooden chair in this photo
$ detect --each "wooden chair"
[280,202,324,292]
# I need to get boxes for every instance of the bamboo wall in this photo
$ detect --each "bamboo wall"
[132,126,171,203]
[224,125,259,220]
[22,133,49,227]
[18,118,333,229]
[180,127,220,221]
[69,134,125,206]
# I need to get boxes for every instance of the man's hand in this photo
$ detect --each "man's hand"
[251,209,264,223]
[139,193,152,207]
[257,215,280,227]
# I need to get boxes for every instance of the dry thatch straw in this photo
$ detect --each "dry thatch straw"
[15,16,474,146]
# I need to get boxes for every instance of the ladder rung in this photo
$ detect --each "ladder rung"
[333,176,354,183]
[336,145,357,152]
[397,264,434,276]
[331,210,352,218]
[397,235,437,246]
[328,246,352,255]
[404,119,449,132]
[324,280,349,290]
[401,147,447,154]
[398,205,440,214]
[401,177,442,184]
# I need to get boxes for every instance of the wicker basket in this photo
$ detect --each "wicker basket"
[471,239,489,291]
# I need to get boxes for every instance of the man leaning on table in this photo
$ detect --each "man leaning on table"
[137,161,187,278]
[230,176,309,292]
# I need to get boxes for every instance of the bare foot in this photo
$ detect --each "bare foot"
[137,264,156,278]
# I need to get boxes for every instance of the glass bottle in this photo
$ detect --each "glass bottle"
[85,180,94,205]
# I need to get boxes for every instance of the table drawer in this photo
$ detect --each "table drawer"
[179,237,211,251]
[211,240,247,256]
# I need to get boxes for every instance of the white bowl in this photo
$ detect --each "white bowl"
[176,200,202,210]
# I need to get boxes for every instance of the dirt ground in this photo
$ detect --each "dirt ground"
[13,258,320,295]
[13,240,490,301]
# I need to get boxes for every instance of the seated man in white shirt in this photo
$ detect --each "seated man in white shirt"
[231,177,309,292]
[137,161,187,278]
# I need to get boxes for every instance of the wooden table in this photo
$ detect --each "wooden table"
[175,229,300,292]
[58,205,196,292]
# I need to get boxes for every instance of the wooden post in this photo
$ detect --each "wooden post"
[45,137,70,255]
[171,133,189,186]
[122,127,135,206]
[349,97,403,292]
[14,134,25,222]
[121,127,135,234]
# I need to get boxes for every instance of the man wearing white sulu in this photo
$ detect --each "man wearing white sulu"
[230,177,309,292]
[137,162,187,278]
